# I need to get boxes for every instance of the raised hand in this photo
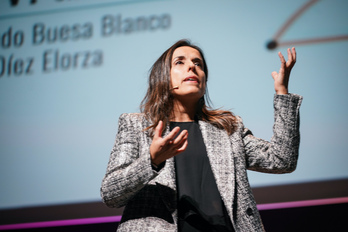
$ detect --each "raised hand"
[271,47,296,95]
[150,120,188,166]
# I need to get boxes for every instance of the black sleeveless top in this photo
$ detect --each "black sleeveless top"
[171,121,234,232]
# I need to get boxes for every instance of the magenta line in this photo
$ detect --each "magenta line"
[1,197,348,230]
[257,197,348,211]
[0,215,122,231]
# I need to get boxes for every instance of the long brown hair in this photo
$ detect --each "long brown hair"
[141,39,237,135]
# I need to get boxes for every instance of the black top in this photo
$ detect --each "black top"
[171,121,234,232]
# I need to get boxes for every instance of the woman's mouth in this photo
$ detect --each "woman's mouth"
[184,76,199,83]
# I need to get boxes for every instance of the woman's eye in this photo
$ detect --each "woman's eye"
[175,61,183,65]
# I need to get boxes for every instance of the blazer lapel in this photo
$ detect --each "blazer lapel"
[198,121,236,218]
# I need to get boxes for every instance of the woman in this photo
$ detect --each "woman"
[101,39,302,231]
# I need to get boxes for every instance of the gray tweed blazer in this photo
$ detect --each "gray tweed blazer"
[101,94,302,232]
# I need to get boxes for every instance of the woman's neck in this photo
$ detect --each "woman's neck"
[170,100,197,122]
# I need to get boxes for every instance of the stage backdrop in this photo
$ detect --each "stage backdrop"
[1,0,347,211]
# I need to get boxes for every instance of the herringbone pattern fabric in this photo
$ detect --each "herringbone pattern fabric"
[101,94,303,231]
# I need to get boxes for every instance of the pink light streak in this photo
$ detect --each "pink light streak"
[1,197,347,230]
[0,215,122,231]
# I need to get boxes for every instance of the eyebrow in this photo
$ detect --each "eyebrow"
[192,57,203,63]
[173,56,185,61]
[172,56,203,63]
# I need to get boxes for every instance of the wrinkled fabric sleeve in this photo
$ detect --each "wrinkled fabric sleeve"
[243,94,303,173]
[100,113,158,208]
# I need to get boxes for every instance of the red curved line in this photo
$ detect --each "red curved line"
[273,0,319,40]
[277,35,348,47]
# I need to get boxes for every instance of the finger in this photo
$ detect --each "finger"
[287,48,293,64]
[154,120,163,139]
[174,132,188,154]
[278,52,286,70]
[291,47,296,63]
[172,130,188,145]
[278,51,286,64]
[287,47,297,68]
[165,126,181,142]
[278,51,286,74]
[176,139,188,153]
[174,133,188,152]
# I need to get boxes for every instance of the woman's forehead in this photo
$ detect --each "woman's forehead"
[172,46,202,59]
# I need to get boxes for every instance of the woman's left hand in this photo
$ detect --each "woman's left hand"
[271,47,296,95]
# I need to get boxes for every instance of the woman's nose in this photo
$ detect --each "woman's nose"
[188,62,196,71]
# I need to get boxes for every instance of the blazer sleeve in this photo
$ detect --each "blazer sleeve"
[100,113,158,208]
[242,93,303,173]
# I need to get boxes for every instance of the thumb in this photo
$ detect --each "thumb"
[271,71,278,80]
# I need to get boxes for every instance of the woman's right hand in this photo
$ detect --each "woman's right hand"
[150,120,188,166]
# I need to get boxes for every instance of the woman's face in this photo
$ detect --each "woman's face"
[170,46,206,102]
